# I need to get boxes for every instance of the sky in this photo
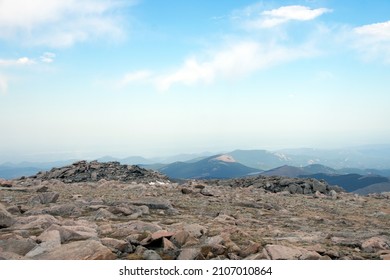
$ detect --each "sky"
[0,0,390,162]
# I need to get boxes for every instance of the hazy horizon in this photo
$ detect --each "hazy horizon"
[1,143,390,165]
[1,1,390,164]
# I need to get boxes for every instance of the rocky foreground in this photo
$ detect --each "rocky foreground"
[1,161,390,260]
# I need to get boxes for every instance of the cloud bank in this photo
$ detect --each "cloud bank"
[0,0,134,47]
[354,21,390,63]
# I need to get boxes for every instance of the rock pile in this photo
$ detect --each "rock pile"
[1,163,389,260]
[199,175,345,195]
[28,161,169,184]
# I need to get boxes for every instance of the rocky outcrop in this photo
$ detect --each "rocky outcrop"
[1,162,389,260]
[201,176,344,195]
[29,160,170,184]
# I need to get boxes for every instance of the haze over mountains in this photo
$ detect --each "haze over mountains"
[1,145,390,194]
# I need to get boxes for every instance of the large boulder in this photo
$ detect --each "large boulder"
[32,240,115,260]
[26,230,62,257]
[0,234,36,256]
[11,214,60,230]
[263,245,321,260]
[0,203,15,228]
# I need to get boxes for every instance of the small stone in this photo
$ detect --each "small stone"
[177,248,203,260]
[313,191,326,199]
[181,188,193,194]
[299,251,322,260]
[95,208,117,221]
[101,238,131,253]
[264,245,303,260]
[151,230,175,241]
[35,186,49,193]
[239,242,261,258]
[329,190,338,200]
[171,231,190,247]
[0,179,13,188]
[381,254,390,260]
[184,224,207,238]
[143,250,162,260]
[162,238,177,252]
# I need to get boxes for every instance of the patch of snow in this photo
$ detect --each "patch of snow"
[214,155,236,163]
[274,153,290,161]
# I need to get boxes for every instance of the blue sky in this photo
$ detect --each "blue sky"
[1,0,390,162]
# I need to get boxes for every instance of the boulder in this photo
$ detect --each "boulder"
[361,236,389,253]
[44,224,98,243]
[0,203,15,228]
[177,248,203,260]
[26,230,61,257]
[264,245,306,260]
[44,204,82,216]
[0,179,13,188]
[311,180,327,193]
[33,240,116,260]
[143,250,162,260]
[0,235,36,256]
[31,192,59,204]
[184,224,207,238]
[171,231,190,247]
[239,242,262,258]
[95,208,118,221]
[101,238,132,253]
[11,214,60,230]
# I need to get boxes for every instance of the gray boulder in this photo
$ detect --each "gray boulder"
[0,203,15,228]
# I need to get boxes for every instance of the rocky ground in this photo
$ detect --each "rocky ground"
[1,161,390,260]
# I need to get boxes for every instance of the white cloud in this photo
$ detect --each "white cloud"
[0,74,8,94]
[40,52,56,63]
[120,70,153,86]
[0,0,135,47]
[235,5,331,29]
[354,21,390,63]
[0,57,35,66]
[355,21,390,41]
[155,41,316,91]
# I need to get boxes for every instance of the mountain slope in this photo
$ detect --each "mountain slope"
[158,154,261,179]
[302,164,338,175]
[299,173,390,192]
[0,166,43,180]
[227,149,291,170]
[353,182,390,195]
[261,165,309,177]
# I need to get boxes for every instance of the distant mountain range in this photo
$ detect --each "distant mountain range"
[2,146,390,194]
[159,154,261,179]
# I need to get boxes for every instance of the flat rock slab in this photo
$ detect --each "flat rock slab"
[130,198,172,209]
[11,214,60,231]
[111,221,162,238]
[33,240,116,260]
[45,224,98,243]
[264,245,320,260]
